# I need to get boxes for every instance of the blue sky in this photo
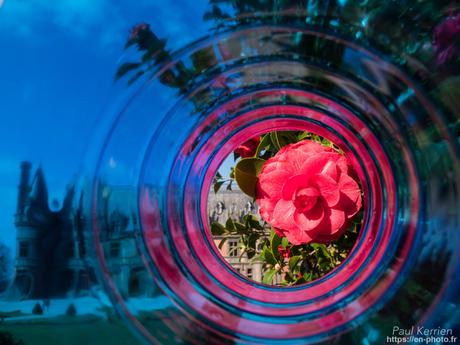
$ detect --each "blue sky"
[0,0,211,248]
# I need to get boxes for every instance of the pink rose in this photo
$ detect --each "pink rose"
[256,140,362,245]
[235,137,261,158]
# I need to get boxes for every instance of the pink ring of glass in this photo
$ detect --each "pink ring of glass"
[139,88,418,339]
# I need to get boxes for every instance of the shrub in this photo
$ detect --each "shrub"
[32,302,43,315]
[65,303,77,316]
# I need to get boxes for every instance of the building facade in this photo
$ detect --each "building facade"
[9,162,154,300]
[207,189,268,282]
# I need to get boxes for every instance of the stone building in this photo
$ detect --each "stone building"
[8,162,153,300]
[96,185,155,298]
[9,161,89,299]
[207,189,268,282]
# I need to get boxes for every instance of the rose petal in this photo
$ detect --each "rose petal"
[285,228,315,245]
[328,208,346,234]
[256,195,277,223]
[296,140,331,154]
[294,187,320,211]
[314,216,350,243]
[296,187,320,198]
[338,192,362,218]
[281,174,310,200]
[294,202,324,230]
[283,149,311,174]
[299,152,342,181]
[258,166,292,198]
[307,207,345,238]
[310,174,340,207]
[335,156,349,175]
[271,199,298,230]
[320,160,339,181]
[338,174,361,203]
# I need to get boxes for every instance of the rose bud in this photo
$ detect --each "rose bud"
[235,136,261,158]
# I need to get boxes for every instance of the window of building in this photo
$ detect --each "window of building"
[67,242,75,258]
[19,241,29,258]
[247,268,253,279]
[110,242,121,257]
[228,241,238,257]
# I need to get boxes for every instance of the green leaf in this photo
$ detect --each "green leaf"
[270,132,281,150]
[270,131,298,150]
[213,180,225,193]
[226,180,233,191]
[114,62,142,81]
[234,157,266,198]
[215,172,223,180]
[281,237,289,248]
[234,222,247,234]
[288,255,302,272]
[270,230,282,256]
[225,218,236,232]
[247,233,258,250]
[304,272,313,282]
[211,222,225,236]
[263,247,276,265]
[262,268,277,285]
[255,134,272,157]
[297,131,310,140]
[243,214,263,230]
[314,244,333,261]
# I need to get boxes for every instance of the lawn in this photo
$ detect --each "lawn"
[1,318,143,345]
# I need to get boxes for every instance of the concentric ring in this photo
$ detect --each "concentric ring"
[89,25,460,344]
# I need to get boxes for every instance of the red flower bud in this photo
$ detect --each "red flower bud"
[235,137,261,158]
[282,248,291,259]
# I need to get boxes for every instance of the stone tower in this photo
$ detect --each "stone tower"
[10,162,79,299]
